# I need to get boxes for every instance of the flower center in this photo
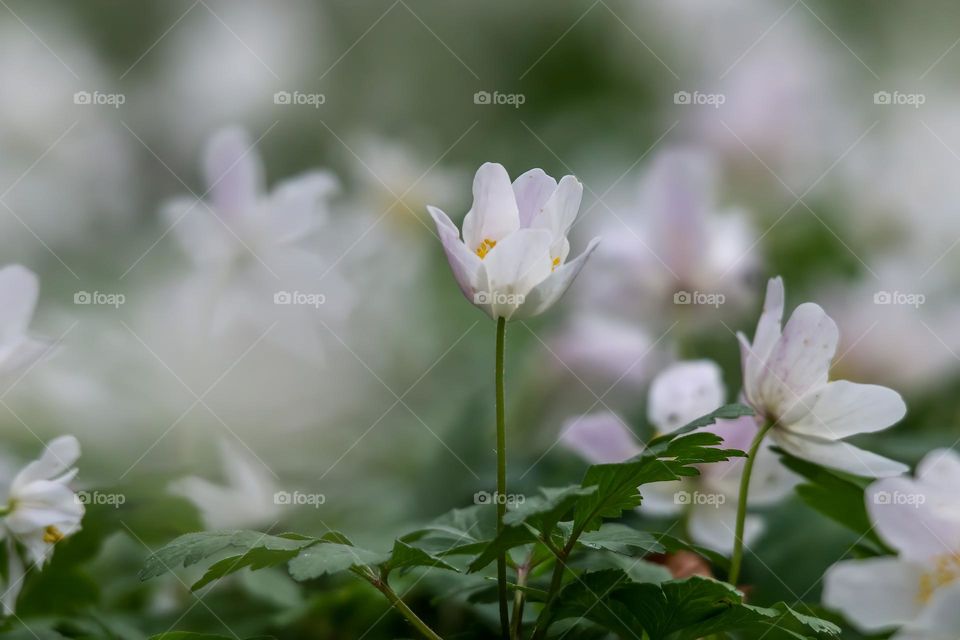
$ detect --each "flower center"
[551,256,560,272]
[475,238,496,259]
[918,554,960,604]
[42,525,64,544]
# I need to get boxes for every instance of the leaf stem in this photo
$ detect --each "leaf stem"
[495,316,510,639]
[530,536,577,640]
[359,568,444,640]
[510,561,529,640]
[728,420,775,586]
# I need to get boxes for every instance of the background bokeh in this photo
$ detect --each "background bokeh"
[1,0,959,637]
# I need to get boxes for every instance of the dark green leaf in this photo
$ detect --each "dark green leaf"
[647,403,755,447]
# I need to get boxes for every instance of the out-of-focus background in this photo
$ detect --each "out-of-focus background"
[1,0,959,637]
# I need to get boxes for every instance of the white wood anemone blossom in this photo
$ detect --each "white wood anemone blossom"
[823,448,960,639]
[0,265,49,378]
[738,276,908,478]
[427,162,599,320]
[1,436,84,615]
[561,360,794,553]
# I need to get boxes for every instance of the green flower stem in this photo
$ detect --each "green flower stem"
[510,560,530,640]
[495,316,510,639]
[358,569,443,640]
[530,536,577,640]
[728,420,775,586]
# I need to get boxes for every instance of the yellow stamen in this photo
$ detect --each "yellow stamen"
[918,554,960,604]
[551,256,561,272]
[43,525,64,544]
[475,238,497,259]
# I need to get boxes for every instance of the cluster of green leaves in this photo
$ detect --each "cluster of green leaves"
[141,405,841,639]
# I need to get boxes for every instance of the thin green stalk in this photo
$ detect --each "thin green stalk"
[728,421,775,586]
[356,568,443,640]
[510,562,529,640]
[530,537,575,640]
[495,316,510,639]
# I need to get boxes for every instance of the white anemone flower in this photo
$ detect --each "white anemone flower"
[824,448,960,639]
[1,436,84,614]
[738,277,908,477]
[561,360,793,553]
[0,265,49,379]
[428,163,599,321]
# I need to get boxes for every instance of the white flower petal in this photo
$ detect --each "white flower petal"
[687,501,762,554]
[482,229,553,320]
[785,381,906,440]
[822,557,924,633]
[739,276,784,404]
[203,127,264,215]
[530,175,583,257]
[461,163,519,253]
[773,429,907,478]
[916,448,960,488]
[867,477,960,562]
[0,337,50,378]
[1,537,24,615]
[910,580,960,637]
[512,168,557,227]
[267,170,338,242]
[11,436,80,490]
[0,265,39,346]
[512,237,600,320]
[427,206,484,303]
[647,360,725,434]
[759,302,838,416]
[559,411,642,465]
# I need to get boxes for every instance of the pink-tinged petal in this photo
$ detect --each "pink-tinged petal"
[559,411,643,464]
[740,276,784,404]
[687,500,762,554]
[916,448,960,488]
[910,581,960,636]
[867,476,960,562]
[530,175,583,257]
[461,163,519,253]
[822,558,924,633]
[641,150,712,280]
[512,237,600,320]
[647,360,725,434]
[427,206,483,304]
[12,436,80,491]
[482,229,552,320]
[512,168,557,227]
[268,170,338,242]
[759,302,838,417]
[784,381,906,440]
[0,265,38,344]
[772,429,907,478]
[204,127,264,215]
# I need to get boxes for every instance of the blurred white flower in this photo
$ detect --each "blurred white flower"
[163,127,347,360]
[170,437,279,530]
[824,448,960,639]
[428,162,599,320]
[0,265,48,379]
[561,360,793,553]
[738,277,908,477]
[1,436,84,615]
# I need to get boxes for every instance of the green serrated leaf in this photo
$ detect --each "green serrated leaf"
[647,403,755,447]
[384,540,460,575]
[575,523,664,555]
[287,542,388,582]
[191,544,305,591]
